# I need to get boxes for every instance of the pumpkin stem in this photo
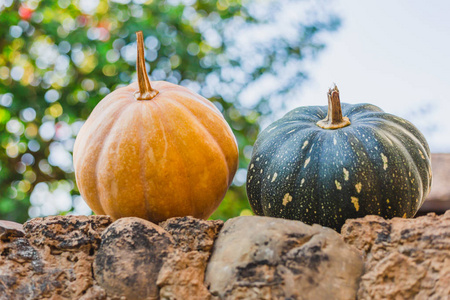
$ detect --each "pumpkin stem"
[316,84,351,129]
[134,31,159,100]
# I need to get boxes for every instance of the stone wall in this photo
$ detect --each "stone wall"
[0,211,449,299]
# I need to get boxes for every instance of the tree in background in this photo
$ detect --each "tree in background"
[0,0,339,222]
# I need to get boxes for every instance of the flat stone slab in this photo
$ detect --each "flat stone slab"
[205,216,364,300]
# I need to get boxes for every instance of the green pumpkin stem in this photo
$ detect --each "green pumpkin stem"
[135,31,159,100]
[316,85,351,129]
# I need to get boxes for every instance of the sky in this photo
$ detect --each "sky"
[297,0,450,152]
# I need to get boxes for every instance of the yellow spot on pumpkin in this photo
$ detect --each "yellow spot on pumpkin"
[304,157,311,168]
[256,157,260,161]
[302,140,309,149]
[335,180,342,190]
[300,178,305,186]
[343,168,349,181]
[386,199,390,204]
[381,153,388,170]
[271,173,278,182]
[282,193,293,206]
[250,164,254,169]
[402,213,407,218]
[419,150,425,159]
[351,197,360,211]
[355,182,362,193]
[268,203,271,208]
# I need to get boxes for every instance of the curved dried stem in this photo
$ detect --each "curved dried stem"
[134,31,158,100]
[316,84,351,129]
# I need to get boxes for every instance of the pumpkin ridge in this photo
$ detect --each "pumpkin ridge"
[162,97,231,185]
[94,104,135,218]
[74,99,132,216]
[353,126,424,216]
[150,81,220,113]
[358,115,430,155]
[361,119,430,161]
[283,106,327,121]
[138,105,152,221]
[73,96,131,167]
[358,120,431,182]
[370,126,429,206]
[310,132,335,225]
[249,127,319,198]
[338,129,385,217]
[382,130,426,207]
[150,102,169,160]
[77,97,131,133]
[286,113,323,123]
[381,132,424,215]
[282,130,324,223]
[263,127,318,165]
[342,103,384,117]
[162,89,222,116]
[255,123,314,154]
[262,129,321,216]
[151,101,193,218]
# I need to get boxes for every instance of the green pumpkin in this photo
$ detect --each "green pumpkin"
[246,86,432,231]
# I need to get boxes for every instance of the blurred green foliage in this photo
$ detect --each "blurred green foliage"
[0,0,339,222]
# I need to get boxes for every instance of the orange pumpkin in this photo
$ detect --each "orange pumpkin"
[73,31,238,222]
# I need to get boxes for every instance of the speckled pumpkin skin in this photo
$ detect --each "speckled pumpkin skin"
[74,81,238,223]
[246,103,432,230]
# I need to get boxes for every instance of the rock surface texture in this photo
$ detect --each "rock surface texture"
[0,215,112,299]
[1,212,449,299]
[342,211,450,300]
[93,217,175,299]
[205,216,364,300]
[93,216,222,300]
[157,216,223,300]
